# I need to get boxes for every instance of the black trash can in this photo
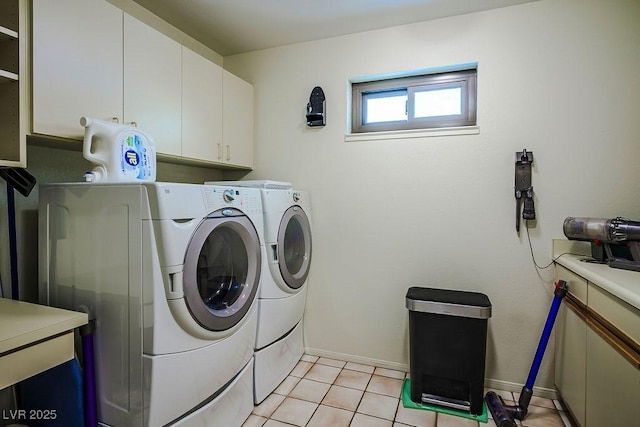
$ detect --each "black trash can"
[405,286,491,415]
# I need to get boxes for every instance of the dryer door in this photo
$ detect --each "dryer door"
[277,206,312,290]
[183,209,261,331]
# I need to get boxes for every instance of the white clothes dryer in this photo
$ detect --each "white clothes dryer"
[39,183,264,427]
[210,180,312,404]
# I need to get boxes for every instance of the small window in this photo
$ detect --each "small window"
[363,90,407,124]
[351,68,477,133]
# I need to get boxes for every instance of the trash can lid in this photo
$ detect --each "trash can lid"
[405,287,492,319]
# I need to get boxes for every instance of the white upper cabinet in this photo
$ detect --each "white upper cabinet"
[32,0,123,139]
[181,46,223,162]
[124,14,182,156]
[31,0,254,169]
[222,70,254,168]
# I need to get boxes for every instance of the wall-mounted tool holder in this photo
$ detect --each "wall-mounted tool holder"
[306,86,326,127]
[515,149,535,233]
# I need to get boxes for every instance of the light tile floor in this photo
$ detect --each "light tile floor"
[243,355,575,427]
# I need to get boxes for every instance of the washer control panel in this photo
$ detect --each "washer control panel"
[202,186,262,215]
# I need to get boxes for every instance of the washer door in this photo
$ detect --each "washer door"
[183,209,261,331]
[277,206,312,290]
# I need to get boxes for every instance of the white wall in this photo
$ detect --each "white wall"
[225,0,640,391]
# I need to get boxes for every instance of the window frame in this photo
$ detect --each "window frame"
[351,68,477,134]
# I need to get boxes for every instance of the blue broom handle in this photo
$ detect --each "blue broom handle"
[524,281,568,390]
[7,183,19,300]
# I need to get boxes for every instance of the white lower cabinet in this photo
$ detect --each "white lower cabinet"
[585,327,640,427]
[554,303,586,427]
[554,257,640,427]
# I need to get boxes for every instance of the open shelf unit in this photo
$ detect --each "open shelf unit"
[0,0,26,167]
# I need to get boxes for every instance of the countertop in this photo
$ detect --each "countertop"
[553,240,640,311]
[0,298,88,389]
[0,298,87,353]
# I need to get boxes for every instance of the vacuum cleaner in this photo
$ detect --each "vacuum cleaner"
[563,216,640,272]
[485,279,568,427]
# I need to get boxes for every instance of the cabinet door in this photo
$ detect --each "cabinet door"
[181,47,222,162]
[222,70,254,168]
[124,14,181,156]
[586,327,640,427]
[554,303,586,427]
[32,0,123,139]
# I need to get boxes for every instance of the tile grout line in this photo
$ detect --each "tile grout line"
[314,360,361,426]
[319,359,403,427]
[270,358,403,427]
[306,359,335,427]
[262,355,572,427]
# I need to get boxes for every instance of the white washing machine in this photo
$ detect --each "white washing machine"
[210,180,312,404]
[39,182,264,426]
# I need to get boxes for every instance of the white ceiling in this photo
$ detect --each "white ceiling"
[131,0,539,56]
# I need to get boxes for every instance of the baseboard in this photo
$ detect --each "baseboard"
[304,347,559,401]
[484,378,559,400]
[304,347,409,372]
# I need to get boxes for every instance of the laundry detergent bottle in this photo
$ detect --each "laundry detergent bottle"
[81,116,156,183]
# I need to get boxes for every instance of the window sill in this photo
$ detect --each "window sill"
[344,126,479,142]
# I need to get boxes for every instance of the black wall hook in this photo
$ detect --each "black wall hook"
[306,86,326,127]
[515,149,535,233]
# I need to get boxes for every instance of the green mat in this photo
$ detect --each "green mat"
[401,379,488,423]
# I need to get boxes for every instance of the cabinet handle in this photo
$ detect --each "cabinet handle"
[111,117,119,123]
[226,145,231,161]
[566,294,640,368]
[129,121,137,127]
[217,143,222,160]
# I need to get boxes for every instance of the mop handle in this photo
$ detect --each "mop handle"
[6,183,19,300]
[524,280,568,390]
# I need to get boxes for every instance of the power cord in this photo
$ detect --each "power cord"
[525,219,589,271]
[525,220,555,270]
